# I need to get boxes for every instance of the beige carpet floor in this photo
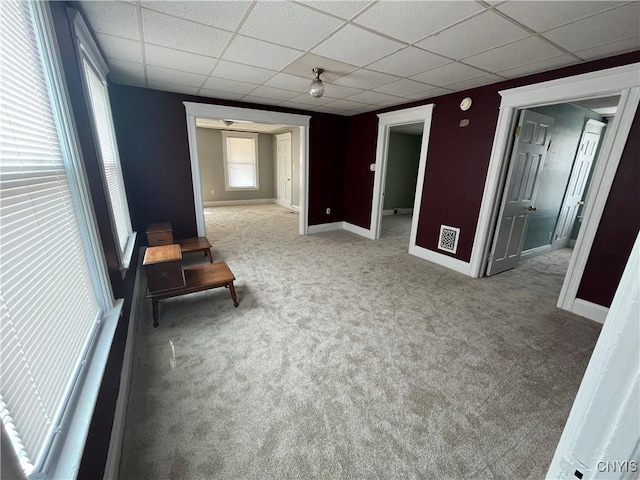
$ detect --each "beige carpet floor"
[120,205,600,479]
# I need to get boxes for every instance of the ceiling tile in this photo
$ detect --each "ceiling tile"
[575,35,640,61]
[332,69,398,89]
[198,89,246,101]
[141,9,230,57]
[287,93,336,106]
[145,44,217,76]
[373,78,434,97]
[202,77,258,94]
[496,1,625,33]
[297,1,373,20]
[312,25,403,67]
[249,86,299,101]
[353,1,484,43]
[497,55,579,79]
[321,99,369,111]
[323,83,363,99]
[140,1,250,31]
[463,37,565,72]
[366,47,449,77]
[241,95,286,106]
[211,61,276,84]
[240,2,343,51]
[107,58,145,79]
[542,3,640,53]
[404,87,452,100]
[147,80,199,96]
[95,34,142,64]
[263,73,312,93]
[416,11,530,60]
[410,62,485,87]
[146,65,206,88]
[223,35,303,71]
[283,53,357,82]
[346,90,402,105]
[444,73,504,92]
[80,2,140,40]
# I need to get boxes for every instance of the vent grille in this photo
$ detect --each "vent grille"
[438,225,460,254]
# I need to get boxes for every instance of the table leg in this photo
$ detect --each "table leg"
[152,298,159,327]
[229,282,238,307]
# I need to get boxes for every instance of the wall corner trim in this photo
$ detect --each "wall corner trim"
[343,222,375,239]
[307,222,344,234]
[571,299,609,324]
[409,244,472,276]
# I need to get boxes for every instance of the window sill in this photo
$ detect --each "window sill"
[119,231,137,279]
[46,299,123,480]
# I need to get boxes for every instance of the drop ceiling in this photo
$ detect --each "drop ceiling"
[79,1,640,116]
[195,118,291,133]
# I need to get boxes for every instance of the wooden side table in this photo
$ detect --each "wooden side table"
[143,244,185,293]
[146,262,238,327]
[177,236,213,263]
[146,222,173,246]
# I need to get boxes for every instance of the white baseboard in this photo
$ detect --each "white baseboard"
[290,204,300,212]
[307,222,343,234]
[521,244,552,259]
[203,199,276,207]
[409,243,472,276]
[571,298,609,324]
[382,208,414,216]
[102,250,144,480]
[343,222,375,239]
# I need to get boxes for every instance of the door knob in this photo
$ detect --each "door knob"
[528,205,538,211]
[578,200,585,205]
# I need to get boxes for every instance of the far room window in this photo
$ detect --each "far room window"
[73,13,136,272]
[222,131,259,190]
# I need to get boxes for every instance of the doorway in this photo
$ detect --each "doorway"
[276,132,294,211]
[469,63,639,322]
[183,102,311,236]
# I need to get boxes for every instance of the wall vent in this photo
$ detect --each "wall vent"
[438,225,460,254]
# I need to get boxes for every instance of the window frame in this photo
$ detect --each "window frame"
[221,130,260,191]
[0,2,123,479]
[68,8,136,276]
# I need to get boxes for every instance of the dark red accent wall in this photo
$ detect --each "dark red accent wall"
[109,86,348,237]
[576,110,640,306]
[50,4,140,480]
[344,51,640,307]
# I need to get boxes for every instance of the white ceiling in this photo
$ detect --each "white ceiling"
[195,117,291,132]
[79,0,640,116]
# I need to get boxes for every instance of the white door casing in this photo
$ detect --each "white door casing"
[468,62,639,319]
[487,110,554,276]
[183,103,310,235]
[276,132,292,209]
[552,120,605,250]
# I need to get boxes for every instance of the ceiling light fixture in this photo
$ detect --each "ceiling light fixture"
[309,68,325,98]
[222,120,234,126]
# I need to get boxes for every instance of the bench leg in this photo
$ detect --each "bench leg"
[229,282,238,307]
[205,248,213,263]
[152,299,159,327]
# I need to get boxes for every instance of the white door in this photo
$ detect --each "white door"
[487,110,554,276]
[276,133,292,208]
[552,120,605,249]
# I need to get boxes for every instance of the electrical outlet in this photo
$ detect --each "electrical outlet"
[326,208,331,215]
[210,189,215,195]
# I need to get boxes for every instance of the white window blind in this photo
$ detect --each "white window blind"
[81,57,132,254]
[222,131,259,190]
[0,0,102,475]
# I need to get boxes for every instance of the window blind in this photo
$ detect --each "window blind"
[81,58,131,253]
[0,0,101,475]
[225,135,258,188]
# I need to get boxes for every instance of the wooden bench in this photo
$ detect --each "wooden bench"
[177,236,213,263]
[146,262,238,327]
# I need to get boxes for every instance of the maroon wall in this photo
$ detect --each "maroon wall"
[50,4,140,479]
[344,51,640,307]
[109,86,348,238]
[577,110,640,306]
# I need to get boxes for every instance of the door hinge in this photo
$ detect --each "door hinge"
[514,126,521,137]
